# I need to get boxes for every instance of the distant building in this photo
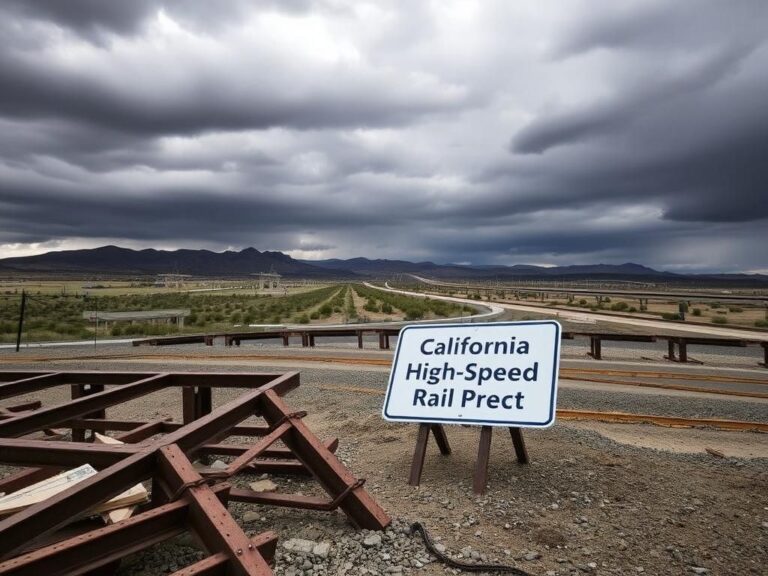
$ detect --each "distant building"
[154,274,191,288]
[82,309,190,329]
[255,272,282,290]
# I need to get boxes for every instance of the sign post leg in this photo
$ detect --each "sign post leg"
[408,424,452,486]
[430,424,451,455]
[509,427,529,464]
[472,426,493,494]
[408,424,431,486]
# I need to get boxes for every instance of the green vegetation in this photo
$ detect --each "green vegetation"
[353,284,472,321]
[711,316,728,325]
[661,312,682,321]
[344,287,358,320]
[754,320,768,328]
[692,308,702,316]
[0,285,343,343]
[610,301,629,311]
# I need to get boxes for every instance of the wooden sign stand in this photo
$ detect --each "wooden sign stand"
[408,423,529,494]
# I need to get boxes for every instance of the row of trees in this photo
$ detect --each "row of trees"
[352,284,472,320]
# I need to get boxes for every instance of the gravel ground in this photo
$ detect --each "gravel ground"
[0,356,766,575]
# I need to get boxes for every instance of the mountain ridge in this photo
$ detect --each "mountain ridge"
[0,245,351,278]
[0,247,765,282]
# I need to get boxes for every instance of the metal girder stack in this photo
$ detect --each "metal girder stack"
[0,371,390,575]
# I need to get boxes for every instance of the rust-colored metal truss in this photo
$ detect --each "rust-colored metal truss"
[0,371,390,575]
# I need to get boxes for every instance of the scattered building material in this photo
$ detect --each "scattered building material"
[0,370,389,575]
[94,432,148,524]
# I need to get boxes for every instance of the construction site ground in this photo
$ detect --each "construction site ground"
[0,343,766,576]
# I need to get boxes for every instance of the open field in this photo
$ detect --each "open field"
[0,283,473,344]
[397,282,768,331]
[0,278,327,297]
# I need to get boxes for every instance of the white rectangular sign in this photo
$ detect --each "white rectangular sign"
[383,321,561,427]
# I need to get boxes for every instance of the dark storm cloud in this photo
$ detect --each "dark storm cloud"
[507,0,768,227]
[0,0,766,272]
[511,42,756,155]
[556,0,767,56]
[1,1,312,38]
[0,50,467,136]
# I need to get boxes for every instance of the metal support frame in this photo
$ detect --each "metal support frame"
[135,328,766,368]
[407,423,528,495]
[0,371,390,575]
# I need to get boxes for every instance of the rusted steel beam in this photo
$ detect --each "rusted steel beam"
[199,437,339,459]
[162,422,273,437]
[163,373,300,454]
[0,373,62,401]
[167,532,278,576]
[669,336,747,347]
[2,401,42,414]
[158,445,273,576]
[64,418,146,432]
[244,459,309,476]
[70,383,105,442]
[221,421,292,476]
[0,371,389,575]
[0,466,60,494]
[0,374,170,438]
[0,484,232,576]
[0,495,187,575]
[0,438,138,468]
[66,418,275,437]
[168,373,299,389]
[0,372,56,383]
[228,488,337,511]
[0,450,156,558]
[257,390,390,530]
[116,418,170,443]
[590,334,657,343]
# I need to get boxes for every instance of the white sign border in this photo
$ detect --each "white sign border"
[382,320,561,428]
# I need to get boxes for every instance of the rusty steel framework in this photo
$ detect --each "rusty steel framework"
[0,371,390,575]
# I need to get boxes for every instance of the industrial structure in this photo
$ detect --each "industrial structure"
[82,309,191,329]
[0,370,389,575]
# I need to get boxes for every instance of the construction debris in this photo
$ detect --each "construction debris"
[0,370,389,576]
[249,479,279,493]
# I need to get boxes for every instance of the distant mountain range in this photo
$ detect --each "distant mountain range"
[0,246,350,278]
[305,257,676,279]
[0,246,765,284]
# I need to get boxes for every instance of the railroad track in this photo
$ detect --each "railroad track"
[315,384,768,432]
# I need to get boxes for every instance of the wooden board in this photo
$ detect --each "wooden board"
[94,433,148,523]
[0,444,148,518]
[0,464,97,516]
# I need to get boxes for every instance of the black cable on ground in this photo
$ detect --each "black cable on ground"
[409,522,534,575]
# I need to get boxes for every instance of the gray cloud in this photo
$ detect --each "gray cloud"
[0,0,766,272]
[1,1,313,39]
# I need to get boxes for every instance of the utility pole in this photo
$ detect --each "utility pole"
[15,291,26,352]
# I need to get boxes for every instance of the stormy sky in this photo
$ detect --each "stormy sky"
[0,1,766,272]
